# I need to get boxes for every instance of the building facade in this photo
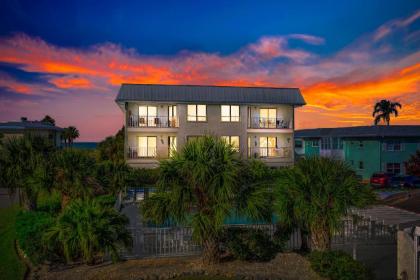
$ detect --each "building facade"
[0,117,63,147]
[116,84,306,168]
[295,126,420,179]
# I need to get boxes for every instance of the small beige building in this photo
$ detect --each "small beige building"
[115,84,306,168]
[0,117,63,147]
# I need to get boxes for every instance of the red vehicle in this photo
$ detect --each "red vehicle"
[370,172,393,188]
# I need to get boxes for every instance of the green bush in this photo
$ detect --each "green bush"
[15,210,55,264]
[223,227,277,262]
[309,250,374,280]
[37,190,61,214]
[95,194,117,207]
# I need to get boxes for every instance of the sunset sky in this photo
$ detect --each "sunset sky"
[0,1,419,141]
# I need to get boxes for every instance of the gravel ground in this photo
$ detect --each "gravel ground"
[32,253,324,280]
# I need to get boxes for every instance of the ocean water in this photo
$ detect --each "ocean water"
[72,142,98,149]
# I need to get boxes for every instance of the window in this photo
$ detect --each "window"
[187,104,206,122]
[332,138,343,150]
[386,141,401,151]
[295,140,303,148]
[359,161,364,170]
[386,163,401,174]
[259,108,277,128]
[138,136,157,157]
[222,136,240,151]
[168,105,177,127]
[312,140,319,147]
[359,141,364,148]
[221,105,240,122]
[259,136,276,157]
[168,136,177,157]
[321,138,331,150]
[138,106,158,127]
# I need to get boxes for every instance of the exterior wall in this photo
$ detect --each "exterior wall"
[124,102,296,168]
[303,139,320,157]
[344,139,382,179]
[397,229,415,280]
[381,139,420,175]
[0,129,62,147]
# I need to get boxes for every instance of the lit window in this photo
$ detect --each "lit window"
[221,105,240,122]
[188,105,207,122]
[386,163,401,174]
[259,108,277,128]
[259,136,276,157]
[222,136,240,151]
[138,136,157,157]
[138,106,158,127]
[168,136,177,157]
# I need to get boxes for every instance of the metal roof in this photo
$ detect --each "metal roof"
[295,125,420,139]
[352,205,420,228]
[116,84,306,106]
[0,121,64,132]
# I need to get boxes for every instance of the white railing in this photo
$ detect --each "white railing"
[128,116,178,128]
[248,117,290,129]
[248,147,292,158]
[128,147,157,159]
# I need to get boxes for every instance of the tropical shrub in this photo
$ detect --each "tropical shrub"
[37,190,62,214]
[96,127,124,162]
[95,160,129,195]
[0,135,55,210]
[141,136,272,264]
[309,250,374,280]
[223,227,277,262]
[53,149,99,207]
[15,211,55,264]
[275,156,375,251]
[405,150,420,177]
[45,198,131,264]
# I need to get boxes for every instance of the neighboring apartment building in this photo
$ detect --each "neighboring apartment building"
[295,126,420,179]
[0,117,63,147]
[115,84,306,168]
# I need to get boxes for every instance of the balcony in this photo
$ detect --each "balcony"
[128,147,157,159]
[248,147,292,158]
[248,117,290,129]
[128,116,179,128]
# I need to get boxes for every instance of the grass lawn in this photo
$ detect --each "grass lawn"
[0,205,26,280]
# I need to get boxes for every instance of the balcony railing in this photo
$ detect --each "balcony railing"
[248,147,292,158]
[128,147,157,159]
[248,117,290,129]
[128,116,179,128]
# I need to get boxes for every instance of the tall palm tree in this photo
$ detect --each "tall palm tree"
[45,198,132,264]
[372,99,402,125]
[274,157,375,251]
[63,126,80,147]
[141,136,271,264]
[53,149,99,208]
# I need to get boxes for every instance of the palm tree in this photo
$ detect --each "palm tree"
[274,156,375,251]
[373,99,402,125]
[45,198,132,264]
[41,115,56,126]
[0,135,55,210]
[63,126,80,147]
[53,149,99,208]
[141,136,271,264]
[95,160,130,195]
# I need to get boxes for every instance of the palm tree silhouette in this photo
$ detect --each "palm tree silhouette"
[372,99,401,125]
[63,126,80,147]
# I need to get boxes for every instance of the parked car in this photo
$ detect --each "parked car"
[370,172,393,188]
[389,175,405,188]
[401,176,420,188]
